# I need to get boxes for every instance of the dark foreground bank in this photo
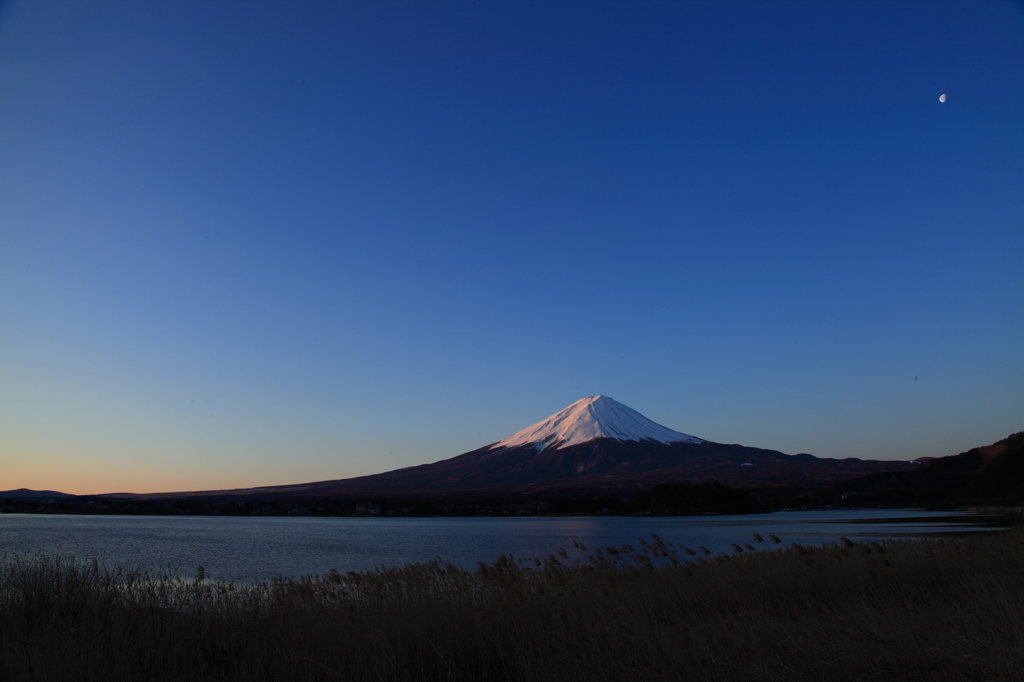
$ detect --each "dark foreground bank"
[2,529,1022,682]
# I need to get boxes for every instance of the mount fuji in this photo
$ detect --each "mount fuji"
[490,395,702,452]
[171,395,913,500]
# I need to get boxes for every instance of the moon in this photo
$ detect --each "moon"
[939,93,947,103]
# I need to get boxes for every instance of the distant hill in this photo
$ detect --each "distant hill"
[0,488,75,500]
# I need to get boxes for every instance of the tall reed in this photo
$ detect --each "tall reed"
[2,528,1022,681]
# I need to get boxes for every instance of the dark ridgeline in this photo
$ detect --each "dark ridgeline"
[822,430,1024,508]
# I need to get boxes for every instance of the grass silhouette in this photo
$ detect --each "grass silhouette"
[2,528,1022,681]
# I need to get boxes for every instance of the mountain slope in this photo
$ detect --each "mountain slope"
[826,431,1024,507]
[955,431,1024,505]
[284,438,908,498]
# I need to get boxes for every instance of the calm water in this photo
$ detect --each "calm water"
[0,510,1005,582]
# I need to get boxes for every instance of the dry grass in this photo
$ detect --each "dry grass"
[2,528,1022,681]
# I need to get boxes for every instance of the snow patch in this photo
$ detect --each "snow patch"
[490,395,702,453]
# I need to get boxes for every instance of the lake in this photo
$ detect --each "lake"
[0,510,1006,582]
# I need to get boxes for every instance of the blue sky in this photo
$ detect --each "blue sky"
[1,1,1022,494]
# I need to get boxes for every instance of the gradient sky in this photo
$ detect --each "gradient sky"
[1,1,1022,495]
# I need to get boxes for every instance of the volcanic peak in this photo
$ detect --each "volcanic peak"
[489,395,703,453]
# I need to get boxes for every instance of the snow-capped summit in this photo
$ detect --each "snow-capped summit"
[490,395,703,453]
